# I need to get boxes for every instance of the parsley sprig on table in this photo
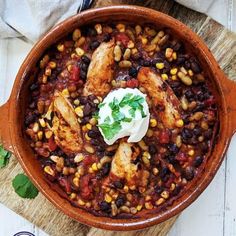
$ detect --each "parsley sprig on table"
[0,145,11,168]
[98,93,146,140]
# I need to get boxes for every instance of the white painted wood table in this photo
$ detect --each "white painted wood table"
[0,3,236,235]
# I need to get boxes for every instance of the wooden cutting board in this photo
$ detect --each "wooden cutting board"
[0,1,235,236]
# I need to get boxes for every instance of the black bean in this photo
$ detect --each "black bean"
[29,83,39,91]
[172,41,182,51]
[201,142,209,153]
[83,103,92,116]
[172,185,181,196]
[197,91,205,101]
[79,96,87,105]
[193,103,205,112]
[105,150,116,157]
[81,55,91,64]
[29,101,36,109]
[97,145,105,152]
[25,113,37,126]
[80,117,90,125]
[142,60,151,67]
[128,67,138,77]
[176,55,185,65]
[88,130,97,138]
[194,156,204,167]
[90,41,100,50]
[80,70,87,81]
[115,196,125,208]
[182,128,193,139]
[103,33,111,42]
[87,28,97,37]
[190,61,201,73]
[167,155,178,164]
[80,63,88,72]
[101,162,111,176]
[100,201,111,212]
[204,129,213,139]
[113,181,124,189]
[168,143,179,154]
[193,126,202,136]
[149,144,157,155]
[88,94,97,101]
[185,89,195,100]
[154,186,164,194]
[162,61,170,73]
[184,166,195,180]
[159,166,169,178]
[184,60,191,69]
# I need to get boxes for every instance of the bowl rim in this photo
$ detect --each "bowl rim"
[8,5,231,230]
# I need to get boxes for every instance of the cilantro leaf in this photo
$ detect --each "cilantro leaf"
[98,102,105,108]
[12,173,39,199]
[92,112,100,120]
[129,108,136,118]
[109,97,119,110]
[122,117,132,122]
[119,93,133,107]
[0,145,11,168]
[98,121,122,140]
[112,110,125,122]
[104,116,111,123]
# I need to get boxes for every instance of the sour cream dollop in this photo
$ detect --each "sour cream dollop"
[97,88,150,145]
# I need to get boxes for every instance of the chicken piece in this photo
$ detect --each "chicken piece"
[137,67,181,128]
[83,40,115,96]
[110,141,138,186]
[51,92,82,154]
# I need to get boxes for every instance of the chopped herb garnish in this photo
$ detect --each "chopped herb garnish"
[12,173,39,199]
[92,111,100,120]
[98,102,105,108]
[0,145,11,168]
[98,121,122,140]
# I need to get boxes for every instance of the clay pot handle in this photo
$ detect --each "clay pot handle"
[222,75,236,136]
[0,101,14,152]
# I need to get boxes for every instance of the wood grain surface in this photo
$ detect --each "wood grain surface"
[0,1,235,236]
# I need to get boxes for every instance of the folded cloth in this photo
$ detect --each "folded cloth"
[0,0,92,42]
[0,0,229,42]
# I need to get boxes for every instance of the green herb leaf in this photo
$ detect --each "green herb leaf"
[129,108,136,118]
[119,93,133,107]
[104,116,111,123]
[122,117,132,122]
[112,110,125,122]
[92,111,100,120]
[12,173,39,199]
[98,121,122,140]
[98,102,105,108]
[0,145,11,168]
[109,97,119,110]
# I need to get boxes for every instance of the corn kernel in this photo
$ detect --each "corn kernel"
[57,43,65,52]
[146,129,154,137]
[136,205,143,211]
[74,99,80,106]
[170,68,178,75]
[138,140,148,151]
[156,62,164,69]
[75,36,85,47]
[44,166,55,176]
[145,195,151,201]
[75,47,85,57]
[105,193,112,203]
[75,106,83,117]
[141,36,148,45]
[188,149,195,156]
[37,131,43,140]
[70,193,77,200]
[84,144,95,154]
[143,151,151,159]
[89,117,97,125]
[188,69,194,76]
[85,202,91,208]
[171,75,177,80]
[75,172,80,178]
[97,162,102,169]
[156,198,165,205]
[172,52,177,60]
[145,202,153,210]
[45,130,53,139]
[103,26,113,33]
[70,53,78,59]
[170,183,176,191]
[73,177,80,187]
[95,23,102,34]
[78,199,85,206]
[161,190,169,199]
[40,54,50,69]
[123,185,129,193]
[48,61,57,69]
[175,119,184,127]
[165,48,173,58]
[161,73,168,80]
[127,40,134,49]
[153,167,159,175]
[42,74,48,84]
[131,48,138,55]
[150,118,157,127]
[72,28,81,41]
[45,67,51,76]
[82,125,87,132]
[85,133,91,141]
[86,123,92,130]
[39,118,46,128]
[33,122,39,133]
[74,153,84,163]
[116,23,125,32]
[91,163,98,171]
[135,25,142,35]
[61,88,69,97]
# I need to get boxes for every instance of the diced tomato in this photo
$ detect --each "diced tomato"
[70,65,80,81]
[59,177,71,193]
[115,33,130,47]
[204,97,216,106]
[175,152,188,162]
[80,175,93,199]
[48,136,57,151]
[159,129,171,144]
[83,155,97,166]
[126,79,139,88]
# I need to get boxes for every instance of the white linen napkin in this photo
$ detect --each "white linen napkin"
[0,0,229,42]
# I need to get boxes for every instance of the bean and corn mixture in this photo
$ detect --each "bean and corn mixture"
[25,22,218,217]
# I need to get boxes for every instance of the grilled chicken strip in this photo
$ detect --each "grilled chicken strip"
[137,67,181,128]
[110,141,149,187]
[51,92,83,154]
[83,40,115,96]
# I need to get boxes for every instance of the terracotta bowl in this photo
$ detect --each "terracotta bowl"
[0,5,236,231]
